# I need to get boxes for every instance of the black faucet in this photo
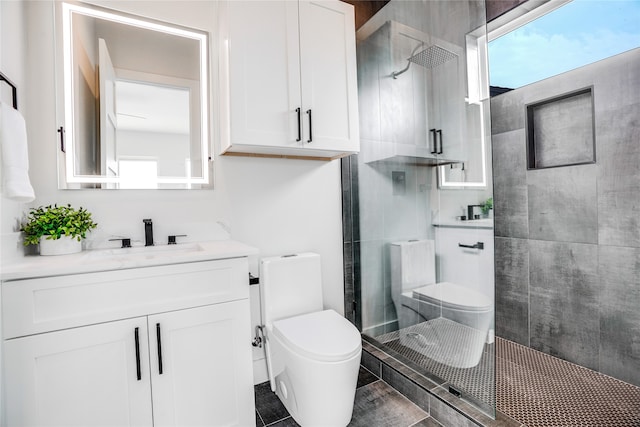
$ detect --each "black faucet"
[143,219,154,246]
[467,205,483,220]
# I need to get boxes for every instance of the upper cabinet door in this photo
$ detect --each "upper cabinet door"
[298,0,359,152]
[226,1,301,149]
[222,0,359,159]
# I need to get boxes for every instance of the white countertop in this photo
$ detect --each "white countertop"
[432,218,494,229]
[1,240,258,281]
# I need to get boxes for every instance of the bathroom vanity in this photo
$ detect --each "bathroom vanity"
[1,241,257,426]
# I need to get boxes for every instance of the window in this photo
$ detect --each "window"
[488,0,640,89]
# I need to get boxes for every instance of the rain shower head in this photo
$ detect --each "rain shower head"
[392,44,458,79]
[409,45,457,68]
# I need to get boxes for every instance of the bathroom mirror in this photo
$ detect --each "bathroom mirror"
[57,2,210,189]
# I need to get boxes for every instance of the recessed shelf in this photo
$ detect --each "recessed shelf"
[526,87,595,170]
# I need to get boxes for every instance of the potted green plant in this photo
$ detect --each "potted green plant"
[481,197,493,217]
[20,204,98,255]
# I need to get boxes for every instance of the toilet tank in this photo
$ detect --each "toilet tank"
[390,240,436,294]
[260,253,324,327]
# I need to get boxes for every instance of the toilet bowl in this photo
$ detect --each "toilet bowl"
[260,253,361,426]
[390,240,493,368]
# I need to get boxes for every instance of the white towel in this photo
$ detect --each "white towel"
[0,101,35,202]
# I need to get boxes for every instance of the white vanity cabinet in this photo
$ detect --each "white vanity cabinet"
[220,0,359,160]
[2,256,255,427]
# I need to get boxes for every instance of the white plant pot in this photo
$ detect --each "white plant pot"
[39,236,82,256]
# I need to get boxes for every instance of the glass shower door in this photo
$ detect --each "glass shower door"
[353,0,495,417]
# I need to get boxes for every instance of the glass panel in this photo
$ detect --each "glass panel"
[354,0,495,418]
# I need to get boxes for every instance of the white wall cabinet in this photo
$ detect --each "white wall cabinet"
[220,0,359,160]
[2,258,255,427]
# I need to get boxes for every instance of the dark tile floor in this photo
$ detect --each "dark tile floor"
[254,366,443,427]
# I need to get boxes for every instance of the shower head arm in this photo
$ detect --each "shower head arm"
[391,61,412,79]
[391,43,424,79]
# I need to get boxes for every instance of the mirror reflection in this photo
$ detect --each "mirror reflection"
[59,2,209,189]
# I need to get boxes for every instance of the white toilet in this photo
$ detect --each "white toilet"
[260,253,362,427]
[390,240,493,368]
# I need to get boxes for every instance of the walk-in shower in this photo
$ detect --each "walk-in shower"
[343,0,640,425]
[343,0,496,417]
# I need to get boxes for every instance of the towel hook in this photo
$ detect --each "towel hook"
[0,71,18,109]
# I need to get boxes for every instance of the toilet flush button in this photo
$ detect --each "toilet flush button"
[279,381,288,399]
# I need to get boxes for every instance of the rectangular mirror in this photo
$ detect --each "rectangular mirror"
[57,2,210,189]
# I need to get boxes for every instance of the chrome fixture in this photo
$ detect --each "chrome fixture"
[392,43,457,79]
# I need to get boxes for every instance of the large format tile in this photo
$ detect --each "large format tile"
[268,417,299,427]
[382,363,430,412]
[527,164,597,244]
[490,90,526,135]
[357,365,379,389]
[254,382,290,426]
[494,237,529,346]
[528,240,599,370]
[492,129,529,239]
[348,381,428,427]
[360,239,387,334]
[429,395,477,427]
[598,245,640,387]
[591,49,640,112]
[597,103,640,248]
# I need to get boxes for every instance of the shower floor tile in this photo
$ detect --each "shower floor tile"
[497,338,640,427]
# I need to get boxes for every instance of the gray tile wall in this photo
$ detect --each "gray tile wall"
[491,48,640,386]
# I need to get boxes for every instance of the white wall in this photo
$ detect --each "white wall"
[1,1,346,386]
[0,0,29,419]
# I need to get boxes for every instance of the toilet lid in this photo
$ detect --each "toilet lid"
[272,309,361,362]
[412,282,493,312]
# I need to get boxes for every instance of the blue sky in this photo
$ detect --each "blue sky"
[488,0,640,88]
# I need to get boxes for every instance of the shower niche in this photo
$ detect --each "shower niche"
[357,20,465,165]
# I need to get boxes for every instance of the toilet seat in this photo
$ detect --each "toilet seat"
[411,282,492,312]
[273,309,361,362]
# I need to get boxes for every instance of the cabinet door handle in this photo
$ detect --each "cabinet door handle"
[306,109,313,143]
[57,126,65,153]
[437,129,443,154]
[134,327,142,381]
[295,108,302,142]
[156,323,164,375]
[430,129,437,154]
[458,241,484,250]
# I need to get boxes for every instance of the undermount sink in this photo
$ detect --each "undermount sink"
[90,243,205,258]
